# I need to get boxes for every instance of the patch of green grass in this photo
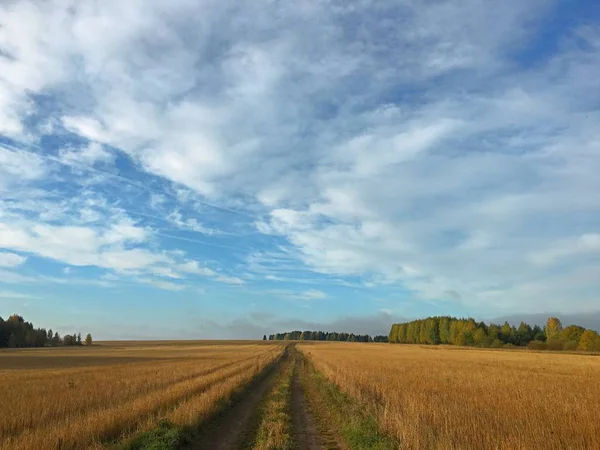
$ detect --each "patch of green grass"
[305,361,399,450]
[126,420,184,450]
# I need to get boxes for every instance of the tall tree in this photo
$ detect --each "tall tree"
[546,317,563,340]
[560,325,585,344]
[577,330,600,351]
[473,328,487,345]
[500,322,514,344]
[532,325,546,341]
[516,322,533,346]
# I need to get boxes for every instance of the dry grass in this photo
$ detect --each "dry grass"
[299,342,600,450]
[0,342,284,450]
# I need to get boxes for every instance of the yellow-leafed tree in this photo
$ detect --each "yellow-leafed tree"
[577,329,600,352]
[545,317,563,340]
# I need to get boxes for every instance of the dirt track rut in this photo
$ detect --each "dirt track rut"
[185,363,278,449]
[183,346,334,450]
[291,352,322,450]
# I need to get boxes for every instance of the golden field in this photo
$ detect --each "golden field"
[3,340,599,450]
[299,342,600,450]
[0,341,284,450]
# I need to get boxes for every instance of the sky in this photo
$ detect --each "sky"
[1,1,599,339]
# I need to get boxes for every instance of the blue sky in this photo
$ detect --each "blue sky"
[1,1,599,339]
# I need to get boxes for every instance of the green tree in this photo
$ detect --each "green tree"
[560,325,585,344]
[397,323,407,343]
[490,339,504,348]
[487,324,500,341]
[406,322,416,344]
[449,320,462,345]
[461,320,477,346]
[424,318,439,344]
[532,325,546,341]
[528,340,547,350]
[438,317,451,344]
[500,322,514,344]
[414,321,423,344]
[473,328,487,346]
[516,322,533,346]
[85,333,93,346]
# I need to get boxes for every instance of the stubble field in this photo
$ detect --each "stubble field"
[0,341,284,450]
[298,342,600,449]
[1,341,599,450]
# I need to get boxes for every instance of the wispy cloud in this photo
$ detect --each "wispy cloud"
[267,289,328,302]
[166,210,224,236]
[58,142,115,167]
[0,252,27,268]
[0,290,40,300]
[215,275,245,286]
[136,278,186,292]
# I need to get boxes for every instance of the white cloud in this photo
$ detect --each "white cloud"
[0,290,40,300]
[215,275,245,285]
[299,289,328,300]
[0,269,114,288]
[137,278,186,292]
[61,117,107,143]
[267,289,328,301]
[175,261,244,285]
[58,142,115,166]
[167,210,223,235]
[0,252,27,267]
[150,266,184,279]
[0,147,48,192]
[0,0,599,315]
[0,269,38,284]
[335,119,461,176]
[531,234,600,265]
[0,216,166,271]
[178,261,217,278]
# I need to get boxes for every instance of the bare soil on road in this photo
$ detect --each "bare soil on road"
[183,361,280,450]
[290,352,323,450]
[183,346,342,450]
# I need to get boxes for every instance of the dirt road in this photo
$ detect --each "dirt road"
[184,362,279,450]
[290,352,322,450]
[183,345,336,449]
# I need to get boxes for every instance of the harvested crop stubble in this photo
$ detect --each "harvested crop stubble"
[298,342,600,450]
[0,344,283,450]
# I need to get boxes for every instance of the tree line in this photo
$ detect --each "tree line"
[266,330,388,342]
[0,314,93,348]
[388,316,600,351]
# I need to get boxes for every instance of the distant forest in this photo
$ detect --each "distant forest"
[389,316,600,351]
[0,314,92,348]
[267,331,389,342]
